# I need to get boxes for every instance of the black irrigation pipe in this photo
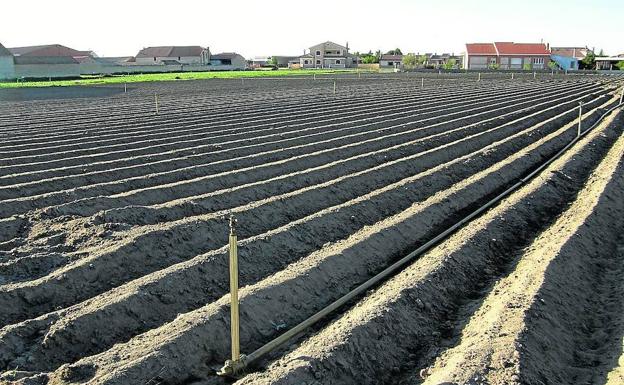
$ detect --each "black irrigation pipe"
[219,94,624,375]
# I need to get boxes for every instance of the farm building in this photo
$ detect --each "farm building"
[379,54,403,69]
[249,57,270,68]
[8,44,94,59]
[299,41,358,69]
[209,53,246,70]
[550,47,591,70]
[134,46,211,65]
[594,54,624,70]
[0,43,101,79]
[464,42,551,70]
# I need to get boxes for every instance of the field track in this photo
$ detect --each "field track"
[0,73,622,385]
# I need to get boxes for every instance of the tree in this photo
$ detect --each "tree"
[358,50,379,64]
[385,48,403,55]
[548,61,558,70]
[617,61,624,70]
[443,58,457,70]
[417,54,428,66]
[580,51,596,69]
[403,53,417,69]
[269,56,279,67]
[523,62,532,71]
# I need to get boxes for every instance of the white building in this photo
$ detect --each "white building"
[209,53,247,70]
[299,41,357,68]
[379,54,403,69]
[134,46,210,65]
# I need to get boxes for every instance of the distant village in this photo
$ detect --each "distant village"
[0,40,623,81]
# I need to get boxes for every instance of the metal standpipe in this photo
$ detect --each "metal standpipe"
[217,215,247,377]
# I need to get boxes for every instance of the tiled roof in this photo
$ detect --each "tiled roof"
[381,54,403,61]
[8,44,89,57]
[136,46,205,58]
[212,52,243,60]
[494,42,550,55]
[551,47,589,59]
[465,43,497,55]
[466,42,550,56]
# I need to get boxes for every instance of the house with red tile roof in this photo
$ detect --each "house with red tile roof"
[464,42,551,70]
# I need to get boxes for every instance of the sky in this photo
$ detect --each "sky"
[0,0,622,58]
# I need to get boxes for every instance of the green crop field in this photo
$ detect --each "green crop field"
[0,69,364,88]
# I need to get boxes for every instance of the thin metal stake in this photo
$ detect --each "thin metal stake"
[511,72,514,80]
[421,77,424,88]
[578,102,583,137]
[333,80,336,94]
[154,94,159,114]
[533,71,536,79]
[124,83,127,93]
[478,72,481,82]
[313,73,316,81]
[619,87,624,105]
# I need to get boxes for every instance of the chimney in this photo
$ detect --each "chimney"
[346,42,349,51]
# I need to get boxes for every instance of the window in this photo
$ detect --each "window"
[388,61,394,66]
[316,59,321,64]
[533,57,544,64]
[489,57,496,65]
[337,50,342,55]
[153,57,157,61]
[304,60,309,64]
[178,56,181,60]
[336,60,341,64]
[316,50,321,55]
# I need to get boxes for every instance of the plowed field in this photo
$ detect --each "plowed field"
[0,74,622,385]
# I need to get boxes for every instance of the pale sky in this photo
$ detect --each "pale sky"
[0,0,621,58]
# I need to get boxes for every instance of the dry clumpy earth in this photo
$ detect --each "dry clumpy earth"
[0,74,622,385]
